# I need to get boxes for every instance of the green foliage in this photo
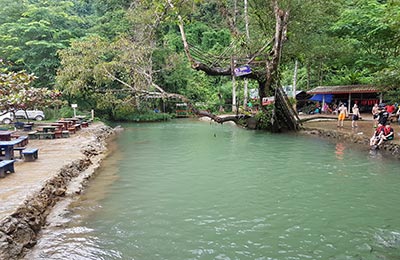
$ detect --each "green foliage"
[115,111,172,122]
[0,68,62,113]
[2,0,398,124]
[90,9,131,39]
[57,35,113,96]
[328,0,400,79]
[0,0,87,88]
[108,101,172,122]
[278,0,400,92]
[57,106,76,118]
[374,57,400,103]
[325,67,373,86]
[254,105,274,130]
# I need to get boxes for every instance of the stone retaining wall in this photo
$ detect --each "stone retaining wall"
[302,127,400,159]
[0,125,116,260]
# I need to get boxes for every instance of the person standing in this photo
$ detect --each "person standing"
[337,103,348,128]
[351,104,361,128]
[371,103,379,127]
[377,105,389,126]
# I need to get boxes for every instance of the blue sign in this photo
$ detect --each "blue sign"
[234,65,252,77]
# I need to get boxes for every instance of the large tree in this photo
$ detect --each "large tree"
[0,0,87,88]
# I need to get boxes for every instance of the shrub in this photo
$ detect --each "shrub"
[254,105,274,130]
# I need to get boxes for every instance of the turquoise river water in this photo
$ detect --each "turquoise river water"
[26,120,400,260]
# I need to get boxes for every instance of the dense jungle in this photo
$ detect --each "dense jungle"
[0,0,399,124]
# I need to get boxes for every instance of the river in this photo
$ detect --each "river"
[26,119,400,259]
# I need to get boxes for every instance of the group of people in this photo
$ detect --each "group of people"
[371,103,390,126]
[369,123,394,148]
[336,103,361,128]
[369,103,395,149]
[333,102,395,149]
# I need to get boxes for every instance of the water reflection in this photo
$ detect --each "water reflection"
[335,142,345,160]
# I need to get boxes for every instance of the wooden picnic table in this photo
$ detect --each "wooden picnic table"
[42,126,56,133]
[0,136,29,160]
[0,140,22,159]
[0,131,13,141]
[0,141,15,160]
[57,120,73,130]
[64,118,80,124]
[51,123,64,130]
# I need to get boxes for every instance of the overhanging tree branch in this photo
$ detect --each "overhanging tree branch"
[104,60,249,124]
[170,0,289,98]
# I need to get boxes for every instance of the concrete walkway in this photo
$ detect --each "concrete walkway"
[0,124,102,220]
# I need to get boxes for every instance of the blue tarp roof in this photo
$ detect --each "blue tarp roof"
[309,94,333,103]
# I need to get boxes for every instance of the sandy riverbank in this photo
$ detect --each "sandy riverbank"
[0,122,117,260]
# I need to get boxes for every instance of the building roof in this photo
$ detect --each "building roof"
[307,85,380,94]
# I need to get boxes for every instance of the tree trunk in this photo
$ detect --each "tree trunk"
[231,57,237,112]
[306,63,311,89]
[260,1,289,104]
[292,59,298,111]
[231,0,238,113]
[171,0,295,129]
[243,0,250,110]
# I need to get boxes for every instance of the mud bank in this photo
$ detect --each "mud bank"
[0,124,117,260]
[301,126,400,159]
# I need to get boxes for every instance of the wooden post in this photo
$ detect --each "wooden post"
[231,56,237,113]
[292,59,298,111]
[243,0,250,110]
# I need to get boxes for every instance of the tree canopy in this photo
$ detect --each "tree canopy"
[0,0,399,119]
[0,68,62,114]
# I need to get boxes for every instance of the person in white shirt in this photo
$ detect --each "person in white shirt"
[351,104,361,128]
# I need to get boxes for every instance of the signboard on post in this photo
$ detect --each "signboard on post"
[262,97,275,106]
[234,65,252,77]
[71,104,77,117]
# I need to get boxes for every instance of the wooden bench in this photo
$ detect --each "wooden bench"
[23,124,33,131]
[62,130,70,138]
[22,148,39,162]
[68,126,76,134]
[54,130,63,138]
[16,136,28,147]
[13,147,26,159]
[37,132,55,139]
[0,160,15,178]
[81,122,89,128]
[28,131,38,140]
